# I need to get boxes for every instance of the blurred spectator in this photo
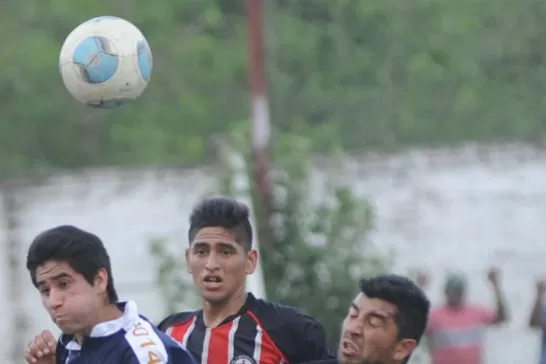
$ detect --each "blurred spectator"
[528,280,546,364]
[424,268,508,364]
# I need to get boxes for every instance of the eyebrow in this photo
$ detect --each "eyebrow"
[370,311,390,318]
[350,304,394,319]
[350,303,359,312]
[192,241,238,249]
[36,273,72,286]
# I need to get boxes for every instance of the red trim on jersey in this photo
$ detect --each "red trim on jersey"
[248,310,288,363]
[170,317,194,343]
[208,320,233,364]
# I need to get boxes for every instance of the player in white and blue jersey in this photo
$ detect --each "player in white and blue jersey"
[24,225,195,364]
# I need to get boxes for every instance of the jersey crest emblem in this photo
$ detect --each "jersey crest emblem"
[230,355,257,364]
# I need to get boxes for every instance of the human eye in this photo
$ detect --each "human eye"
[221,249,233,256]
[348,306,358,318]
[194,248,208,257]
[59,279,71,289]
[367,314,386,328]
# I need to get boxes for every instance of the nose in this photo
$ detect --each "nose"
[204,252,220,270]
[344,317,363,337]
[46,288,65,310]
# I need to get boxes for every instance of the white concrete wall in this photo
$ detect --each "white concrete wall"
[337,144,546,364]
[3,143,545,363]
[15,167,218,342]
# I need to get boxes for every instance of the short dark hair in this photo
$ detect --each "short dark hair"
[26,225,118,303]
[188,197,253,251]
[359,274,430,363]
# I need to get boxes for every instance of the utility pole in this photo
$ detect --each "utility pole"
[247,0,273,249]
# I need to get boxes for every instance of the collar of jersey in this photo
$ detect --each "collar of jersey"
[196,292,256,327]
[61,300,139,350]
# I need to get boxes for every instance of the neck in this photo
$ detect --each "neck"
[74,302,123,343]
[202,288,247,328]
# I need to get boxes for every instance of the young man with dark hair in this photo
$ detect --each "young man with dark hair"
[339,274,430,364]
[302,274,430,364]
[157,197,333,363]
[24,225,195,364]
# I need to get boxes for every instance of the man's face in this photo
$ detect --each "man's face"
[35,261,106,335]
[445,288,464,307]
[186,226,257,305]
[338,294,416,364]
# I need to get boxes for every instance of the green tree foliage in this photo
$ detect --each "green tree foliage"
[149,237,198,314]
[150,127,389,346]
[253,133,388,346]
[2,0,546,172]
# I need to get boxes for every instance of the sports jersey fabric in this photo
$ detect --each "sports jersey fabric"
[57,300,196,364]
[158,293,334,364]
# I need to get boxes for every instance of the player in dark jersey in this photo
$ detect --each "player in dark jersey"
[157,197,334,364]
[23,225,195,364]
[300,274,430,364]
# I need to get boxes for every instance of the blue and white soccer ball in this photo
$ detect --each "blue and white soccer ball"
[59,16,152,108]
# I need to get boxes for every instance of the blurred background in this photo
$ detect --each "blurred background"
[1,0,546,363]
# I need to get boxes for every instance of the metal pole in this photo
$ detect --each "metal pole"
[247,0,273,248]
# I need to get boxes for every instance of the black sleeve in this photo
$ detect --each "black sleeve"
[255,302,336,363]
[166,344,198,364]
[156,311,195,332]
[286,314,336,363]
[156,314,175,332]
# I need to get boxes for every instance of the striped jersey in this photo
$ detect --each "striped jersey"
[158,293,334,364]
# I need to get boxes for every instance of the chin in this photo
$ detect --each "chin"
[54,318,80,335]
[338,353,369,364]
[56,323,77,335]
[202,292,229,305]
[338,357,358,364]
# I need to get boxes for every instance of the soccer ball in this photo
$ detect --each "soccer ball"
[59,16,153,108]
